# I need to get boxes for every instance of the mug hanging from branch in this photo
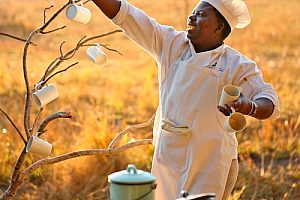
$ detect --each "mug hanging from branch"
[87,43,108,66]
[32,83,59,107]
[26,133,52,156]
[66,0,91,24]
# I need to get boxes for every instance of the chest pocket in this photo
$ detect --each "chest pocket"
[165,62,221,124]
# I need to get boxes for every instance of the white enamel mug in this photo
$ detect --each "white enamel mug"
[219,84,242,107]
[66,0,91,24]
[26,135,52,156]
[32,84,59,107]
[224,111,247,132]
[86,43,107,65]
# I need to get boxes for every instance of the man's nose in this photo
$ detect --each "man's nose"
[188,14,196,21]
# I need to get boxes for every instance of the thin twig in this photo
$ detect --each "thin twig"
[0,108,26,144]
[37,111,72,136]
[83,0,92,5]
[81,30,123,44]
[77,35,88,46]
[40,1,71,32]
[42,36,86,79]
[60,36,88,61]
[22,139,152,177]
[40,25,66,34]
[43,5,54,24]
[41,57,60,82]
[31,107,44,134]
[59,41,66,57]
[100,44,123,55]
[60,49,77,61]
[82,43,123,55]
[0,32,37,46]
[44,62,79,84]
[108,113,155,149]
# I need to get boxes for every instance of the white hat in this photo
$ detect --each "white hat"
[202,0,251,29]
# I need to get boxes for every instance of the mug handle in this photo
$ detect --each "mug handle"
[230,107,236,114]
[237,86,243,93]
[94,43,102,50]
[34,81,45,91]
[72,0,83,6]
[36,131,47,142]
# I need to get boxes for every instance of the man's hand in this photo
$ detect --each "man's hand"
[217,93,252,116]
[92,0,121,19]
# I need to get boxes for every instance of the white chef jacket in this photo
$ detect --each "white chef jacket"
[112,0,279,120]
[111,0,280,199]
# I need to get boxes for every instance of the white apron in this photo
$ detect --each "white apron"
[152,46,236,200]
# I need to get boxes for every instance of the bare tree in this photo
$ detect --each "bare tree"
[0,1,154,199]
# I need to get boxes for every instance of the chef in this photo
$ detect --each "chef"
[91,0,280,199]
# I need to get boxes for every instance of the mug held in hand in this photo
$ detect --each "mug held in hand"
[219,84,242,107]
[224,111,247,132]
[219,85,247,132]
[66,0,91,24]
[32,84,59,107]
[87,43,107,65]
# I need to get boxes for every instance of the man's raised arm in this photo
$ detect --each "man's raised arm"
[92,0,121,19]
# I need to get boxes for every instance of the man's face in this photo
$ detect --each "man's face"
[187,1,220,48]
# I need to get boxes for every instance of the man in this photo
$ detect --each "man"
[91,0,280,199]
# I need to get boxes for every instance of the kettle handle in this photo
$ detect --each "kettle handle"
[126,164,138,174]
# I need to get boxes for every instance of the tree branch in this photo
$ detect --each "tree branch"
[82,43,123,56]
[41,57,61,82]
[40,25,66,34]
[39,36,86,83]
[101,44,123,56]
[83,0,92,5]
[30,107,44,134]
[0,32,37,46]
[59,41,66,57]
[36,111,72,136]
[22,0,74,138]
[39,29,122,85]
[22,139,152,177]
[81,30,123,44]
[44,62,79,84]
[0,148,27,200]
[0,108,26,144]
[11,148,27,182]
[40,1,71,32]
[108,113,155,149]
[40,0,91,32]
[43,5,54,24]
[23,30,40,139]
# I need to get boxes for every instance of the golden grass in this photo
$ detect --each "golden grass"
[0,0,299,199]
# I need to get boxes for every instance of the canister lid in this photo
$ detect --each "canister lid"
[108,164,156,185]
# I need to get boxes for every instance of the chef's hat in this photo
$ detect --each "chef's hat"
[202,0,251,29]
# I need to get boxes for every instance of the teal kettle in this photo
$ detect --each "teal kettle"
[108,164,157,200]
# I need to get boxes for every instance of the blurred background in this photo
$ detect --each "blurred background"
[0,0,299,199]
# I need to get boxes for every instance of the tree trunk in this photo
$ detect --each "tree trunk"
[0,177,24,200]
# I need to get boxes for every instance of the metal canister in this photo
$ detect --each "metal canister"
[108,164,156,200]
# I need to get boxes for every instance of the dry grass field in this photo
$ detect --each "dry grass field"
[0,0,299,199]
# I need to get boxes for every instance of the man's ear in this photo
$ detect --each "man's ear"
[215,22,224,33]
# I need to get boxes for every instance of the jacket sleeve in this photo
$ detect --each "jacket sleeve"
[111,0,178,62]
[233,60,280,119]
